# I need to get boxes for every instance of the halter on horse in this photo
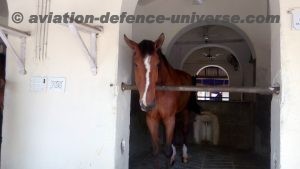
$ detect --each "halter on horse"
[124,33,200,168]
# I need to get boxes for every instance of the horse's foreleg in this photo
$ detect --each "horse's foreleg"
[163,116,176,166]
[146,116,160,168]
[182,109,189,163]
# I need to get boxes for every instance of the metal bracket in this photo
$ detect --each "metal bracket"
[287,8,299,14]
[270,83,281,95]
[67,23,103,75]
[0,24,30,75]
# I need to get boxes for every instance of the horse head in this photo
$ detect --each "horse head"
[124,33,165,112]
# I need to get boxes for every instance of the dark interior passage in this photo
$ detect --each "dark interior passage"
[129,17,270,169]
[130,145,269,169]
[129,91,271,169]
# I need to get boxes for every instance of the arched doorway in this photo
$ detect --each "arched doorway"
[120,0,282,169]
[128,1,271,169]
[196,65,230,101]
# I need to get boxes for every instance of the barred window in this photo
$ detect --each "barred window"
[196,66,229,101]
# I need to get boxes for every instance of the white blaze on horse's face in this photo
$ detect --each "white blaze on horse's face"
[137,52,158,112]
[141,55,151,106]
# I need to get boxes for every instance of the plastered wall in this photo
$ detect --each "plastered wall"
[1,0,134,169]
[273,0,300,169]
[1,0,300,169]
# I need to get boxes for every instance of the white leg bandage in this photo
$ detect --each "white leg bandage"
[182,144,188,159]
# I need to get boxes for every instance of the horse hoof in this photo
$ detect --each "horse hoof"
[182,157,188,163]
[170,158,175,166]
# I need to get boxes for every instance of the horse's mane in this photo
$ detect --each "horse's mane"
[157,49,171,68]
[138,40,155,56]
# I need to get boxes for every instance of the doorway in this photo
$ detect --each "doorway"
[119,0,281,168]
[129,21,271,169]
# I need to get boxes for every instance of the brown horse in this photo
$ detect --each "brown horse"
[125,33,200,168]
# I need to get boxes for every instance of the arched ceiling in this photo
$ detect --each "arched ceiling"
[167,24,253,68]
[184,47,233,64]
[175,25,245,45]
[184,47,240,71]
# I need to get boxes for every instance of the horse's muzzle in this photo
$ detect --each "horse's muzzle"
[140,101,156,112]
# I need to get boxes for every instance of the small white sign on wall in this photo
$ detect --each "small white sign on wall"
[291,9,300,30]
[47,77,66,92]
[30,76,47,92]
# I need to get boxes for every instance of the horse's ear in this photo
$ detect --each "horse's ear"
[124,34,138,50]
[155,33,165,49]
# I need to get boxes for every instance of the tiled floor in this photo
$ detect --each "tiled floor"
[130,145,269,169]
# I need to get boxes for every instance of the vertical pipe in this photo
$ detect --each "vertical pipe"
[41,0,47,60]
[35,0,41,61]
[38,0,45,61]
[43,0,51,60]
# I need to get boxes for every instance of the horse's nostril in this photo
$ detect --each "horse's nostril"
[148,101,156,109]
[139,101,156,112]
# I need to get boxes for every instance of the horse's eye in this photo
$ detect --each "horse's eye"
[134,63,138,67]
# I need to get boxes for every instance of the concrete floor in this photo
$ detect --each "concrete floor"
[129,145,269,169]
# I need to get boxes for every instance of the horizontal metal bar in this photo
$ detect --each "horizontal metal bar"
[0,24,31,37]
[121,83,280,95]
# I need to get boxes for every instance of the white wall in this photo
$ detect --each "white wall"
[115,1,138,168]
[1,0,131,169]
[1,0,300,169]
[274,0,300,169]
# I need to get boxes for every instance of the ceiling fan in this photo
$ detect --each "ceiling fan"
[176,26,244,45]
[200,48,224,60]
[201,26,225,43]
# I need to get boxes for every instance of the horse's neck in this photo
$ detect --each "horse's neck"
[158,54,176,85]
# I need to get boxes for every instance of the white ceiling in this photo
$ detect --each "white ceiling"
[175,25,244,45]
